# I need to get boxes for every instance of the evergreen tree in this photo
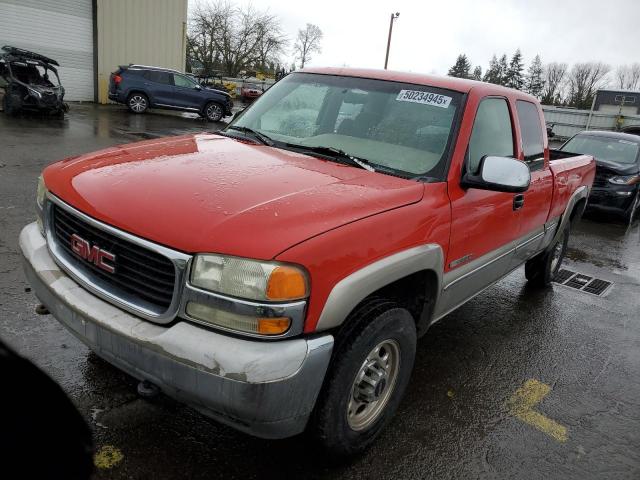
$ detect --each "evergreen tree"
[498,54,509,86]
[525,54,545,98]
[505,49,524,90]
[483,55,501,84]
[448,54,472,79]
[472,65,482,81]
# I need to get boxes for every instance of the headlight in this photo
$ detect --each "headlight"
[36,174,47,209]
[36,174,47,235]
[190,254,308,301]
[609,175,640,185]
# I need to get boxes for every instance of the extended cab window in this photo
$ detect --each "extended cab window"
[516,100,544,168]
[468,98,514,174]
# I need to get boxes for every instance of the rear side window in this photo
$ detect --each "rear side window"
[144,71,172,85]
[516,100,544,167]
[468,98,514,174]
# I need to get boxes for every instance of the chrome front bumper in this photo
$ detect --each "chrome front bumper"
[20,222,334,439]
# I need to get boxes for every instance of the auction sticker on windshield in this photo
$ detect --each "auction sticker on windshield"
[396,90,452,108]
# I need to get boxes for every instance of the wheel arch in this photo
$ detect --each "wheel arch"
[126,89,150,104]
[202,97,224,112]
[546,185,588,252]
[314,244,444,337]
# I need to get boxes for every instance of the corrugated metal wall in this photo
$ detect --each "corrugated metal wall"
[96,0,188,104]
[542,106,640,139]
[0,0,94,101]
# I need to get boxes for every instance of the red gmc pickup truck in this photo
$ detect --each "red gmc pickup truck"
[21,68,594,456]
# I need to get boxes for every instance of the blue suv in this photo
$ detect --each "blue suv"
[108,65,233,122]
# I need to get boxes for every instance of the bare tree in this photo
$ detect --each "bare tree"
[294,23,323,69]
[187,1,286,77]
[616,63,640,91]
[541,62,568,105]
[566,62,610,109]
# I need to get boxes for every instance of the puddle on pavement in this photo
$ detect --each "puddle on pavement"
[565,247,628,271]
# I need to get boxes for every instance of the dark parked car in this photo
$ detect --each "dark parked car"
[0,46,68,117]
[109,65,233,122]
[558,131,640,222]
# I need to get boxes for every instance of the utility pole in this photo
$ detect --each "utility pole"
[384,12,400,70]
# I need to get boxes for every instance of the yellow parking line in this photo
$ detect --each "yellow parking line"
[506,379,568,443]
[94,445,124,469]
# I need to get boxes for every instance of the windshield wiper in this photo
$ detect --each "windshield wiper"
[226,126,274,146]
[284,144,376,172]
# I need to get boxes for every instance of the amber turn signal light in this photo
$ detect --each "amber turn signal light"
[257,317,291,335]
[266,266,308,301]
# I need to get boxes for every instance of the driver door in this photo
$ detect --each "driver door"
[437,97,523,317]
[171,73,203,110]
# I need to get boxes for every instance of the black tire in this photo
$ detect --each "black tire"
[204,102,224,122]
[127,93,148,114]
[310,298,417,458]
[525,223,570,287]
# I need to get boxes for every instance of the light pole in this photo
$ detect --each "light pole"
[384,12,400,70]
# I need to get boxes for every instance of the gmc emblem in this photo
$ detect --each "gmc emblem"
[70,234,116,274]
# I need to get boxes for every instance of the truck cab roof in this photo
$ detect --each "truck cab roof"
[301,67,537,99]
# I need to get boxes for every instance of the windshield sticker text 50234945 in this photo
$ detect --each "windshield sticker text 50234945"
[396,90,452,108]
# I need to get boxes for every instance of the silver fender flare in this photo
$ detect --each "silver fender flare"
[546,185,589,251]
[315,244,444,331]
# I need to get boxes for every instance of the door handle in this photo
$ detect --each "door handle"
[513,194,525,211]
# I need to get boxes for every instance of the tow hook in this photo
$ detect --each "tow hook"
[137,380,160,399]
[35,304,49,315]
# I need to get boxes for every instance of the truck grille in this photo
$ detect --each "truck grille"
[51,204,177,311]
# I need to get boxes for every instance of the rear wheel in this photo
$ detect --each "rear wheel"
[525,223,570,287]
[204,102,223,122]
[310,298,416,458]
[127,93,148,114]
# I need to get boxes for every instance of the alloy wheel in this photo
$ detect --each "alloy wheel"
[347,339,401,431]
[206,103,223,121]
[129,95,147,113]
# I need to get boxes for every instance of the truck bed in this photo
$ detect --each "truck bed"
[548,152,596,221]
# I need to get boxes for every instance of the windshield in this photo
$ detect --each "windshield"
[562,135,639,164]
[230,73,463,178]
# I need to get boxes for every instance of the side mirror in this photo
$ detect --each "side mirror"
[461,156,531,193]
[194,84,202,90]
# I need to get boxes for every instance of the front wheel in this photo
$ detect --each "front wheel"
[127,93,148,114]
[204,102,223,122]
[310,299,416,458]
[525,224,570,287]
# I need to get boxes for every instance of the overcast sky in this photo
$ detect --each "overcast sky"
[191,0,640,76]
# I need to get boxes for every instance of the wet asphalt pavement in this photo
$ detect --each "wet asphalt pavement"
[1,104,639,479]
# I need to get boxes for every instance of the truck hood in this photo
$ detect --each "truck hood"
[44,134,424,259]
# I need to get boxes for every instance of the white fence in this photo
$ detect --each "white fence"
[542,105,640,139]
